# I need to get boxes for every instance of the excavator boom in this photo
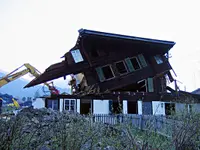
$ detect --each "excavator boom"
[0,69,29,88]
[0,63,59,95]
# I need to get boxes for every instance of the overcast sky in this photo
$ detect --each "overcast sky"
[0,0,200,91]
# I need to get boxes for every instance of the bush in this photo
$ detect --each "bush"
[1,106,200,150]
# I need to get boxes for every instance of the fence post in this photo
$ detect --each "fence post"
[139,115,143,130]
[117,114,120,124]
[154,116,157,132]
[93,114,95,123]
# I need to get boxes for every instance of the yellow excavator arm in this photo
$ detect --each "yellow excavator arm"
[0,67,29,88]
[0,63,59,95]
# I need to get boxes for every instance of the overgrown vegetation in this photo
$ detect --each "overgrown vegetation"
[0,106,200,150]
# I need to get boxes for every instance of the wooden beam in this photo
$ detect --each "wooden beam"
[41,91,200,103]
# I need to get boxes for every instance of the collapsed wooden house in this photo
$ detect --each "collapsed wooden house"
[25,29,200,115]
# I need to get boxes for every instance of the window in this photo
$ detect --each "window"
[115,61,128,75]
[96,65,115,81]
[130,57,141,70]
[154,55,163,64]
[65,99,76,112]
[71,49,84,63]
[101,65,115,80]
[125,57,141,72]
[138,54,148,67]
[185,104,193,113]
[47,99,59,110]
[137,79,147,92]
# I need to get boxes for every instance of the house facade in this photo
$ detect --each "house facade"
[29,29,200,115]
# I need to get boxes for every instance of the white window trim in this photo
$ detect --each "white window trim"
[115,60,128,75]
[101,64,115,81]
[71,49,84,63]
[129,56,142,70]
[64,99,76,112]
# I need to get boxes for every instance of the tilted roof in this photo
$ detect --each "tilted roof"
[25,29,176,88]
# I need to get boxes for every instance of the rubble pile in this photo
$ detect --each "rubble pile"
[0,107,127,150]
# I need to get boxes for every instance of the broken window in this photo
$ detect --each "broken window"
[65,99,76,112]
[115,61,128,75]
[130,57,141,70]
[101,65,115,80]
[137,79,147,92]
[71,49,84,63]
[96,65,114,82]
[125,57,141,72]
[138,54,148,67]
[154,55,163,64]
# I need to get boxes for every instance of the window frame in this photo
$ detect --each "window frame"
[64,99,76,112]
[47,99,59,110]
[114,60,128,75]
[129,56,142,70]
[154,55,163,64]
[71,49,84,63]
[137,79,147,92]
[100,64,115,81]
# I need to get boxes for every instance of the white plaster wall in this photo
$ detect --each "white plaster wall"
[76,99,80,113]
[138,101,142,115]
[32,98,45,109]
[123,100,127,114]
[59,99,63,112]
[93,100,109,114]
[152,101,165,115]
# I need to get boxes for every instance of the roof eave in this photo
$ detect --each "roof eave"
[78,29,176,47]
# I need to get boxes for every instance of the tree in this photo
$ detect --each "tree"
[22,97,26,102]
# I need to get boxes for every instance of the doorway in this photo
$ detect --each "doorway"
[127,101,138,114]
[165,103,175,115]
[80,99,93,114]
[109,100,123,114]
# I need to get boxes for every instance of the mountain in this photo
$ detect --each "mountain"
[0,92,14,104]
[0,71,70,100]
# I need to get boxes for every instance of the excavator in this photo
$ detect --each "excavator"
[0,63,60,95]
[0,63,60,114]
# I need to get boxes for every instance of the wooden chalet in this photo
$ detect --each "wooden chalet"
[25,29,200,115]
